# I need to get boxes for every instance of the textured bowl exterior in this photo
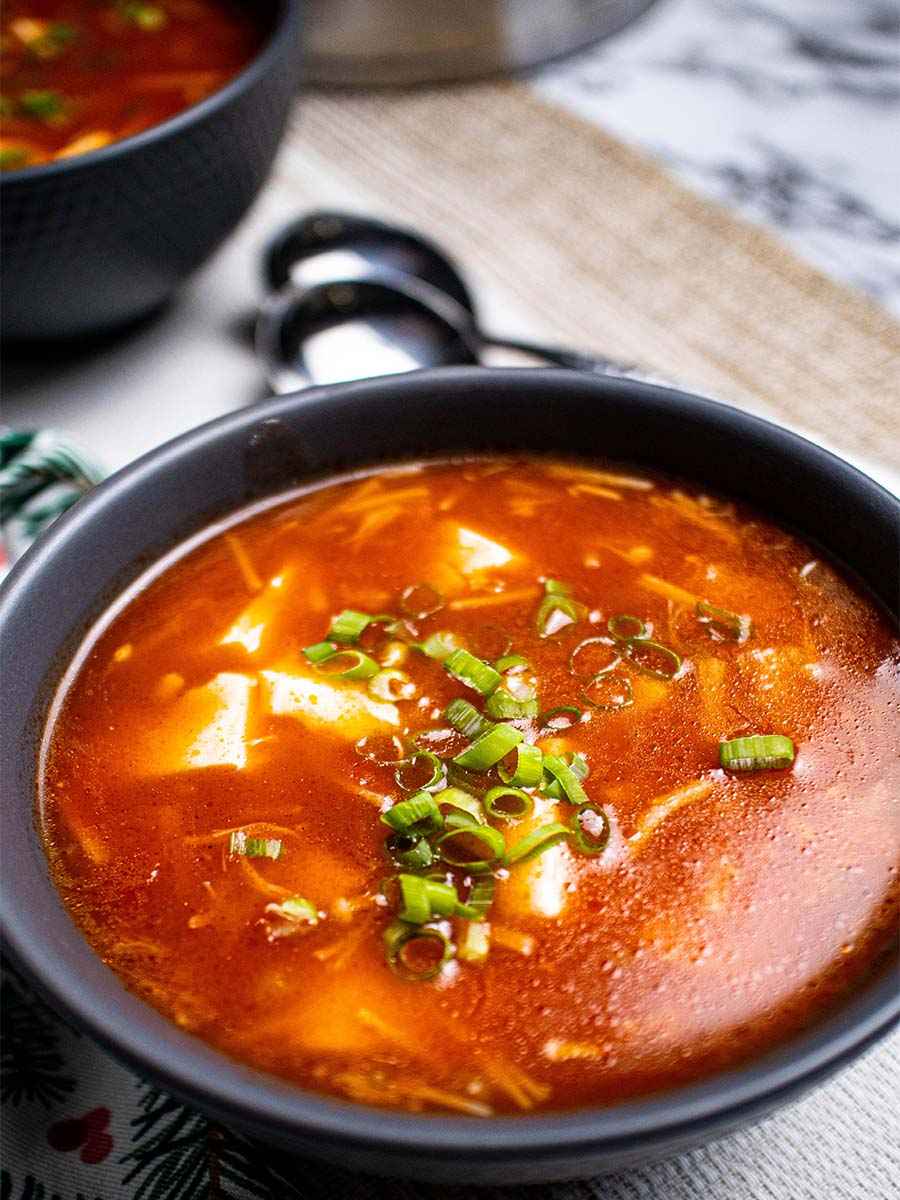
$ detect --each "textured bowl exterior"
[1,370,897,1183]
[0,1,301,341]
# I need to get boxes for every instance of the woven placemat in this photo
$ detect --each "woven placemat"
[273,82,899,475]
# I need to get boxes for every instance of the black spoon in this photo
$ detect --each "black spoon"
[257,267,643,393]
[256,273,481,393]
[261,210,639,381]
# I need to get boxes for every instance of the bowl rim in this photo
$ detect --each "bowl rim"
[2,367,898,1163]
[0,0,301,185]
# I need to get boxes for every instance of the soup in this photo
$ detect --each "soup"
[39,458,899,1117]
[0,1,262,170]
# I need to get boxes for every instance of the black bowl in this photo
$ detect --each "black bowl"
[1,369,897,1184]
[0,0,302,343]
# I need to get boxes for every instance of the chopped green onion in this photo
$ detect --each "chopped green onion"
[536,580,583,638]
[385,919,451,980]
[581,672,634,711]
[465,875,495,918]
[381,791,443,835]
[446,762,490,797]
[228,831,282,860]
[624,638,682,680]
[484,688,539,720]
[386,833,434,870]
[368,668,415,701]
[444,648,501,696]
[327,609,374,643]
[445,697,494,740]
[542,752,589,800]
[697,600,752,643]
[435,787,485,825]
[504,822,570,866]
[19,89,65,119]
[413,630,463,661]
[495,653,529,672]
[570,803,610,856]
[121,3,168,30]
[435,824,505,871]
[313,648,381,680]
[303,640,337,664]
[397,874,431,923]
[568,637,621,679]
[453,722,523,770]
[401,582,444,619]
[720,734,795,771]
[607,613,650,641]
[0,147,30,169]
[498,742,544,788]
[458,921,491,963]
[484,786,534,821]
[426,878,477,919]
[543,755,589,806]
[394,750,444,792]
[270,896,318,925]
[538,705,583,731]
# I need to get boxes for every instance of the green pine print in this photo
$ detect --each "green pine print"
[0,963,76,1110]
[121,1088,311,1200]
[0,1170,103,1200]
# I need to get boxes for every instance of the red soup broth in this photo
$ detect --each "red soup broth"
[1,1,262,170]
[39,458,899,1117]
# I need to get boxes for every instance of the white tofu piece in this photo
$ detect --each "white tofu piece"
[259,668,399,739]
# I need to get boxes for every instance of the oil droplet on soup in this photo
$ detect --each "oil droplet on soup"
[39,458,900,1116]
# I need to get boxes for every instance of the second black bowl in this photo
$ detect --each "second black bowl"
[0,0,302,343]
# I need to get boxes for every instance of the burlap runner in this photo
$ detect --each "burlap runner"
[272,82,899,474]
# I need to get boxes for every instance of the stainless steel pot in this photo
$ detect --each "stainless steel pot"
[304,0,660,86]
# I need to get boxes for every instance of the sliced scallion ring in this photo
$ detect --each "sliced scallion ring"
[568,636,621,680]
[494,653,529,673]
[607,614,650,642]
[381,790,443,835]
[538,705,583,731]
[498,742,544,788]
[624,638,682,680]
[542,752,589,800]
[435,787,485,825]
[444,648,501,696]
[327,609,389,644]
[484,688,539,720]
[542,754,589,806]
[536,587,583,639]
[314,648,381,680]
[453,722,523,770]
[228,831,282,860]
[413,630,463,661]
[465,875,496,918]
[570,803,611,856]
[386,833,434,870]
[394,751,445,793]
[384,919,451,981]
[720,734,795,771]
[504,822,570,866]
[484,785,534,821]
[302,640,337,664]
[368,668,415,701]
[397,873,432,924]
[445,697,494,740]
[696,600,752,643]
[581,672,634,711]
[434,823,505,871]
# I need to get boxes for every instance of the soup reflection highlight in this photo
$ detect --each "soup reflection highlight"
[40,459,900,1117]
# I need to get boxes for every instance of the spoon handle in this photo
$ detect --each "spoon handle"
[486,335,639,378]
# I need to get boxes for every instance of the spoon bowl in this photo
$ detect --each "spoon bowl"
[256,274,479,392]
